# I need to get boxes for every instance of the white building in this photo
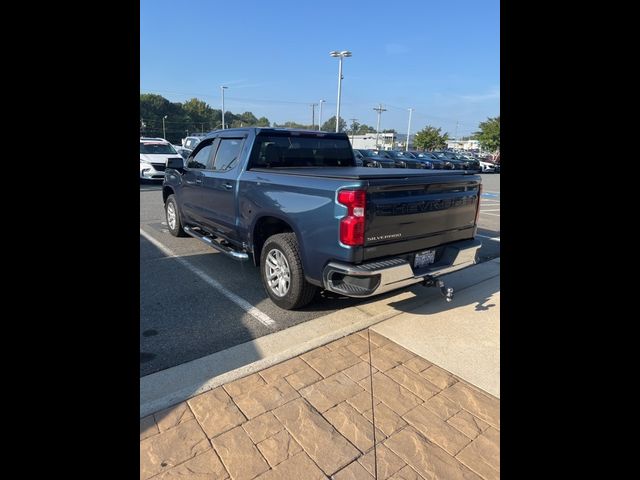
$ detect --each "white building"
[446,139,480,151]
[350,133,396,150]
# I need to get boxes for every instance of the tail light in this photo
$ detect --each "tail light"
[338,189,366,246]
[475,183,483,225]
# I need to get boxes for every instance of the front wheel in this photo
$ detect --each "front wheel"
[165,194,187,237]
[260,233,318,310]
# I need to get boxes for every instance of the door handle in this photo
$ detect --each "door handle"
[195,176,203,185]
[223,182,233,190]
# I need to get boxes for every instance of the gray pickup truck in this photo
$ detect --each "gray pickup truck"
[162,128,482,309]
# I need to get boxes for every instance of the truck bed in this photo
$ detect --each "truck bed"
[249,167,475,180]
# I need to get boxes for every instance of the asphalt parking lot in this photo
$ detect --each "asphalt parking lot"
[140,173,500,377]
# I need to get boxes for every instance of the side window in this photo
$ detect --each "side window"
[187,140,214,169]
[210,138,245,171]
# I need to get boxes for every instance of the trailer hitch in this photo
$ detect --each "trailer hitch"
[422,277,454,302]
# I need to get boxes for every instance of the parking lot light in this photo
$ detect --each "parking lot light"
[330,50,352,133]
[162,115,167,140]
[221,86,228,129]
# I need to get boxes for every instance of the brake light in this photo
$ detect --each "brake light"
[475,183,483,225]
[338,189,366,246]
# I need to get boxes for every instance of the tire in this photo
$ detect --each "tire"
[165,194,187,237]
[260,233,318,310]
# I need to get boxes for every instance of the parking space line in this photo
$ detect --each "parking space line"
[480,212,501,217]
[480,209,501,212]
[476,234,501,242]
[140,228,276,328]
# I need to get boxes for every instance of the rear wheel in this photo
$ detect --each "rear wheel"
[260,233,318,310]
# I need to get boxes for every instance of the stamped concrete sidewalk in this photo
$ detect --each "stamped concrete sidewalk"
[141,329,500,479]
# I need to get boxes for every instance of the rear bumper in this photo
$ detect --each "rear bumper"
[322,238,482,298]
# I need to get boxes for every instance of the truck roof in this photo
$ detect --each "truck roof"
[200,127,349,139]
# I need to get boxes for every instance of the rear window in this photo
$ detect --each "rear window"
[140,143,176,154]
[248,133,355,168]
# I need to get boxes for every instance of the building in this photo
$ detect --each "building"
[350,132,396,150]
[446,139,480,151]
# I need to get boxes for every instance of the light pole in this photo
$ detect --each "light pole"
[162,115,167,140]
[310,103,317,128]
[220,86,228,129]
[406,108,413,151]
[373,104,387,149]
[329,50,352,132]
[318,100,325,130]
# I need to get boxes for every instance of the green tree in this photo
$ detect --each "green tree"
[474,116,500,153]
[321,116,347,133]
[413,126,449,151]
[382,128,397,134]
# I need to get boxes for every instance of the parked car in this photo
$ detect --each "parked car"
[431,151,469,170]
[369,149,423,169]
[181,135,207,150]
[353,149,396,168]
[173,145,193,160]
[478,160,496,173]
[140,138,184,181]
[383,150,431,169]
[162,128,482,309]
[408,151,449,169]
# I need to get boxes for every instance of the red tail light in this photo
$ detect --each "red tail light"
[338,189,366,246]
[475,183,483,225]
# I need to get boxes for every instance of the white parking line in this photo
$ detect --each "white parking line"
[140,228,276,328]
[480,209,501,212]
[480,212,501,217]
[476,234,501,242]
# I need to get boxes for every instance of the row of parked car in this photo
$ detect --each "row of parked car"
[353,149,499,173]
[140,134,499,181]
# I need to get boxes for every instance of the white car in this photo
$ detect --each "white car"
[478,160,496,173]
[140,138,184,181]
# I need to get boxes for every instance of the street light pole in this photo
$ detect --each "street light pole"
[373,104,387,149]
[221,86,228,129]
[330,50,352,132]
[406,108,413,151]
[318,100,325,130]
[162,115,167,140]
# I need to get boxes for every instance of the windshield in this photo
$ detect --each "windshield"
[140,143,177,154]
[249,133,355,168]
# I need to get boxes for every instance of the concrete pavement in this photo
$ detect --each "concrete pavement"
[140,259,500,479]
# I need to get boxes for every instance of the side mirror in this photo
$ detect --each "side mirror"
[167,157,185,170]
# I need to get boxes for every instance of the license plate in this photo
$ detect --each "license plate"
[414,249,436,268]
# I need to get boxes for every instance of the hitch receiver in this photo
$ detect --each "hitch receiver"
[422,277,454,302]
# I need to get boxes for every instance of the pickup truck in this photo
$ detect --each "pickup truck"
[162,128,482,309]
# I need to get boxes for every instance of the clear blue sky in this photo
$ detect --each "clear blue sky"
[141,0,499,137]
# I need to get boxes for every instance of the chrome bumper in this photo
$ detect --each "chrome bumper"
[322,238,482,298]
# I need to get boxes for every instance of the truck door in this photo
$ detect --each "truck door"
[181,138,217,225]
[199,136,246,240]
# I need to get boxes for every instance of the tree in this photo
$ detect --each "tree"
[474,116,500,153]
[382,128,397,134]
[321,116,347,133]
[412,126,449,151]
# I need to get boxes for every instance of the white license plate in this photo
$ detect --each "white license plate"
[414,249,436,268]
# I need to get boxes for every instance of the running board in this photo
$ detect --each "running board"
[183,226,249,261]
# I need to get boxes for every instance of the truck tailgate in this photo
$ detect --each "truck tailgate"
[363,175,481,260]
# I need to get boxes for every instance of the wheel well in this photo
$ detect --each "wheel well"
[162,186,174,204]
[252,217,294,266]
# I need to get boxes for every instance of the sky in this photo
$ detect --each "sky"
[140,0,499,137]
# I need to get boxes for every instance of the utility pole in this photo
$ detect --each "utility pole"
[373,104,387,149]
[318,100,325,130]
[310,103,317,129]
[454,120,459,143]
[349,118,358,143]
[406,108,413,151]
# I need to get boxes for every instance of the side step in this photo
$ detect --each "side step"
[183,226,249,261]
